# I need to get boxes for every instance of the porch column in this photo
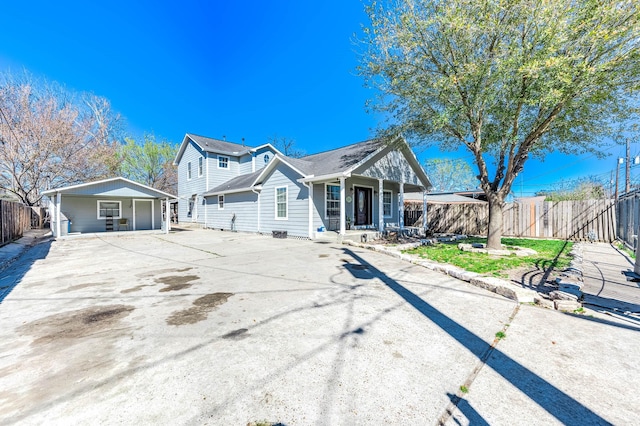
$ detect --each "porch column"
[56,192,61,238]
[378,178,384,231]
[339,177,346,235]
[422,190,428,233]
[399,182,405,230]
[165,198,170,234]
[308,182,314,238]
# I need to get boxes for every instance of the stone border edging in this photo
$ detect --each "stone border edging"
[342,240,537,303]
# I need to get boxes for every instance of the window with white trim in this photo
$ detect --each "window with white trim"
[325,184,340,218]
[187,162,192,180]
[383,190,392,217]
[198,157,203,176]
[218,195,224,210]
[218,155,229,169]
[97,200,121,219]
[275,186,287,219]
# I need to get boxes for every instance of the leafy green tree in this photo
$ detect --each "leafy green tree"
[118,135,177,193]
[425,158,476,192]
[360,0,640,248]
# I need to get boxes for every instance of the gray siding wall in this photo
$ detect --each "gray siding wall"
[205,192,259,232]
[238,154,253,175]
[177,141,207,223]
[209,153,240,188]
[259,165,308,237]
[358,149,422,186]
[254,147,276,172]
[61,196,162,233]
[64,180,164,198]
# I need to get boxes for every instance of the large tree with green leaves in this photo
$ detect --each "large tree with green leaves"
[118,135,177,194]
[425,158,476,192]
[360,0,640,248]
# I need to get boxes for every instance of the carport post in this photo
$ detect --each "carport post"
[339,177,346,235]
[423,190,428,233]
[165,197,170,234]
[56,192,61,238]
[378,179,384,232]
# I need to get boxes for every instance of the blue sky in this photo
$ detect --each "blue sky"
[0,1,631,196]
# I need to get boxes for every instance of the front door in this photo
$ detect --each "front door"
[354,187,372,226]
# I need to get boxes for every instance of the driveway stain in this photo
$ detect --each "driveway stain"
[166,293,233,326]
[55,282,111,293]
[221,328,249,340]
[156,274,200,292]
[136,267,192,279]
[121,284,154,294]
[18,305,135,345]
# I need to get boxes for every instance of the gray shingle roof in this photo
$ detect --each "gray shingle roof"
[200,137,429,196]
[295,139,383,176]
[203,170,263,196]
[187,133,253,156]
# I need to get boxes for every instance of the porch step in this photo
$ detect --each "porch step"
[339,231,381,244]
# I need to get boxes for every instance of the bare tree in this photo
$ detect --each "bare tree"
[268,135,305,158]
[0,73,121,205]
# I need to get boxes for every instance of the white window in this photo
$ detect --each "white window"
[218,155,229,169]
[187,162,192,180]
[198,157,203,176]
[97,200,121,219]
[325,184,340,218]
[218,195,224,210]
[275,186,287,219]
[383,190,392,217]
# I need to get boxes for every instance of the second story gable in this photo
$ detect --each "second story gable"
[174,133,279,196]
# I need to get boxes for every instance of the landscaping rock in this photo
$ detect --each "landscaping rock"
[534,294,555,309]
[549,290,579,302]
[554,299,582,312]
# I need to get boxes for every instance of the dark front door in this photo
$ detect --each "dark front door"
[354,187,372,226]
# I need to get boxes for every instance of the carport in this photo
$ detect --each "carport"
[43,177,176,237]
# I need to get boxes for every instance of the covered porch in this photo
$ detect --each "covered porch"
[304,175,428,238]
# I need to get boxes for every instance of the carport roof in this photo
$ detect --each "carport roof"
[42,177,176,199]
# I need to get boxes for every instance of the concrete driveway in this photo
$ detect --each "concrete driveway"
[0,229,638,425]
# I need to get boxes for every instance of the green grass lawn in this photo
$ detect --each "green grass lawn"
[405,237,574,276]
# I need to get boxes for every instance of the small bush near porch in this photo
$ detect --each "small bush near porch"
[405,237,574,277]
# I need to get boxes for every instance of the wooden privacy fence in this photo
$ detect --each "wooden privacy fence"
[616,191,640,249]
[0,200,32,246]
[407,199,617,242]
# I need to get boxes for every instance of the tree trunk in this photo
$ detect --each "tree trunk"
[486,195,505,250]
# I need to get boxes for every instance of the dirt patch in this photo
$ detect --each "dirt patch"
[166,293,233,326]
[156,274,200,292]
[18,305,135,345]
[319,254,329,258]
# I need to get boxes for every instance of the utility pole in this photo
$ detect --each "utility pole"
[625,138,631,194]
[615,158,622,201]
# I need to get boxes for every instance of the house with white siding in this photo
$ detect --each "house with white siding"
[174,133,431,238]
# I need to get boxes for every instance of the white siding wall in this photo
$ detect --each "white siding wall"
[259,165,308,237]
